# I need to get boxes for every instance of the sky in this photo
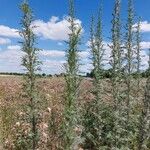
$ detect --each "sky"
[0,0,150,74]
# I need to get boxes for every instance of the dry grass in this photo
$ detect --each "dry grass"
[0,76,93,149]
[0,76,147,149]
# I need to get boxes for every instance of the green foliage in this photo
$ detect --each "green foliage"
[109,0,129,149]
[1,0,150,149]
[82,0,150,149]
[87,69,113,78]
[82,6,112,149]
[124,0,135,120]
[135,18,142,90]
[137,49,150,150]
[61,0,82,149]
[18,0,41,149]
[110,0,122,108]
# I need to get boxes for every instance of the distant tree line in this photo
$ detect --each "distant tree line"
[86,68,150,78]
[0,72,63,78]
[1,68,150,78]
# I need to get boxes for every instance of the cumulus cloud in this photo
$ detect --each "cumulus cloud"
[0,45,23,59]
[0,38,11,45]
[40,49,89,59]
[0,45,24,72]
[140,21,150,32]
[0,25,20,38]
[40,50,65,58]
[141,41,150,49]
[0,45,89,74]
[0,16,83,41]
[32,16,83,41]
[133,21,150,32]
[7,45,21,50]
[140,50,149,69]
[86,40,150,70]
[79,51,89,58]
[0,39,149,74]
[42,60,66,74]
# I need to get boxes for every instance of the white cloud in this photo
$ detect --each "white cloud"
[0,46,23,60]
[0,45,90,74]
[40,49,89,59]
[0,38,11,45]
[0,25,20,38]
[140,49,149,70]
[7,45,21,50]
[42,60,65,74]
[141,41,150,49]
[0,16,82,41]
[79,51,89,58]
[140,21,150,32]
[1,39,149,74]
[86,40,150,70]
[0,45,24,72]
[40,50,65,57]
[32,16,82,41]
[80,63,93,73]
[0,47,65,74]
[133,21,150,32]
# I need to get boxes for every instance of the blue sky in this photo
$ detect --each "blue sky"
[0,0,150,74]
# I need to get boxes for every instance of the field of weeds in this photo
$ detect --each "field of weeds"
[0,76,148,149]
[0,0,150,149]
[0,76,93,149]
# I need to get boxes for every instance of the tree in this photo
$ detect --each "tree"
[62,0,82,149]
[19,0,41,149]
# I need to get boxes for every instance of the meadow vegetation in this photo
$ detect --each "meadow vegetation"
[0,0,150,149]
